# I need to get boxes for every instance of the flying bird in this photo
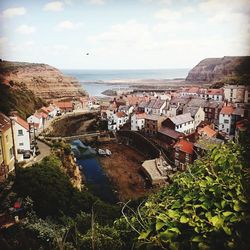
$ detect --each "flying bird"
[86,53,89,55]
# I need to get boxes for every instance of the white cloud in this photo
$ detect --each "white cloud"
[43,1,64,11]
[88,0,105,5]
[16,24,36,34]
[56,20,83,30]
[154,9,181,21]
[141,0,172,5]
[2,7,26,18]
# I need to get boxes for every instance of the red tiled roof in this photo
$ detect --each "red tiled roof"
[54,101,73,109]
[198,125,216,138]
[188,87,200,93]
[174,139,193,154]
[207,89,224,95]
[116,111,127,118]
[220,106,234,115]
[15,116,29,130]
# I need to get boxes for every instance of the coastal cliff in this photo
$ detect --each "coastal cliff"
[186,56,250,83]
[0,60,87,99]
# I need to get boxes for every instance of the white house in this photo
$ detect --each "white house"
[118,105,134,116]
[108,112,128,131]
[131,113,146,131]
[162,113,195,134]
[10,114,30,162]
[183,106,205,129]
[223,85,246,103]
[27,112,43,129]
[219,105,234,135]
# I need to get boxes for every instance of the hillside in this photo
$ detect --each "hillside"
[0,60,87,100]
[186,56,250,83]
[0,82,46,118]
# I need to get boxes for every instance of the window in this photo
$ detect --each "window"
[222,124,224,129]
[175,159,179,166]
[19,142,24,146]
[9,147,14,159]
[175,152,179,159]
[18,129,23,136]
[185,154,189,162]
[224,119,229,124]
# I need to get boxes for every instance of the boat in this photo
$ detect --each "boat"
[105,149,112,156]
[98,149,106,156]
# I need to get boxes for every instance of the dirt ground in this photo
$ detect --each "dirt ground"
[98,142,151,201]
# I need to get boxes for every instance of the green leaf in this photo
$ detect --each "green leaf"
[223,226,232,235]
[168,227,181,235]
[210,215,224,228]
[167,209,179,219]
[159,230,176,241]
[233,201,241,212]
[180,215,189,223]
[192,236,203,242]
[223,211,233,217]
[156,221,166,231]
[138,230,151,240]
[157,213,168,222]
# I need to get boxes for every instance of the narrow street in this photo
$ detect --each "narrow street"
[23,140,51,168]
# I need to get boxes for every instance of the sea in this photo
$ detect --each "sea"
[61,69,190,96]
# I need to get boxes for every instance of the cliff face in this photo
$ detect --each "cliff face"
[186,56,250,83]
[0,60,87,99]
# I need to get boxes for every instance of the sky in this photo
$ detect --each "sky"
[0,0,249,69]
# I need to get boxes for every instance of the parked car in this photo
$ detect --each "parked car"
[23,151,31,159]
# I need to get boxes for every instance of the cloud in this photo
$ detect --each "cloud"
[2,7,26,18]
[154,9,181,21]
[16,24,36,34]
[56,20,83,30]
[43,1,64,11]
[88,0,105,4]
[140,0,172,5]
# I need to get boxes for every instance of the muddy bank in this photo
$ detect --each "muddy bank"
[98,142,152,201]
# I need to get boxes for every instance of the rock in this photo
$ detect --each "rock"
[186,56,250,83]
[0,60,87,100]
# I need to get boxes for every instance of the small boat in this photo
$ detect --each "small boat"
[98,149,106,156]
[105,149,112,156]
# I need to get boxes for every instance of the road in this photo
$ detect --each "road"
[23,140,51,167]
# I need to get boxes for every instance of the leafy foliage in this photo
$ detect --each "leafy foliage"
[120,143,249,249]
[14,156,120,223]
[0,82,46,118]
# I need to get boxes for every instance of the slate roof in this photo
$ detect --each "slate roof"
[158,127,184,139]
[169,113,194,125]
[183,107,200,117]
[187,98,207,108]
[170,97,190,105]
[204,101,224,109]
[152,99,165,109]
[138,101,149,108]
[232,108,244,116]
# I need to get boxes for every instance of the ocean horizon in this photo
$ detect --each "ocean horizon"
[61,68,190,96]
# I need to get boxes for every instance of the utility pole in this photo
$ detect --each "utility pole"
[10,118,18,173]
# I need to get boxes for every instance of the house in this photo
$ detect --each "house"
[137,100,150,113]
[40,105,57,118]
[223,85,247,103]
[108,112,128,131]
[164,97,190,116]
[207,89,224,101]
[118,105,134,116]
[194,137,223,158]
[145,99,156,114]
[219,105,234,135]
[183,106,205,129]
[151,99,166,115]
[162,113,194,134]
[0,112,15,181]
[53,101,74,112]
[144,115,166,136]
[27,112,43,129]
[131,113,147,131]
[173,139,194,171]
[235,119,249,143]
[198,125,217,138]
[9,114,31,162]
[179,87,199,97]
[203,101,224,125]
[157,127,184,145]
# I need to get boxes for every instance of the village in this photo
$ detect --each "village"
[0,84,249,188]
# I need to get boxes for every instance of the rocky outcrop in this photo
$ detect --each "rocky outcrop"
[186,56,250,83]
[0,60,87,99]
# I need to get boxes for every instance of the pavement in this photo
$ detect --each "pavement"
[23,140,51,168]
